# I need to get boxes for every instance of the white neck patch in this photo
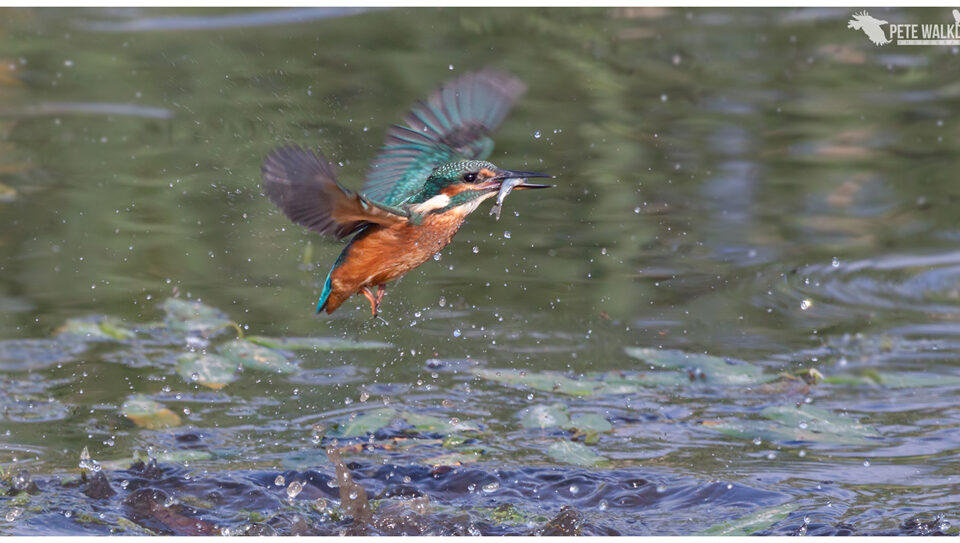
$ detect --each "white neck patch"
[410,193,451,214]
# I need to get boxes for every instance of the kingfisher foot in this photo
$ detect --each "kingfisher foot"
[373,286,388,323]
[361,285,387,318]
[375,285,386,307]
[361,287,378,317]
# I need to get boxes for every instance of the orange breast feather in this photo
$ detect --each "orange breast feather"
[325,213,466,308]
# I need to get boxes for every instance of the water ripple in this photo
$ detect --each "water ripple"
[765,251,960,320]
[77,7,378,32]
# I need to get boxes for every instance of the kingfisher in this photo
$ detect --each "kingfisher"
[261,69,553,317]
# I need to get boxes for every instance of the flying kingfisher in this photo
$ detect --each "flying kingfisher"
[261,69,553,317]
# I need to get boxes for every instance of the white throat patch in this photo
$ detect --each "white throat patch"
[451,192,497,217]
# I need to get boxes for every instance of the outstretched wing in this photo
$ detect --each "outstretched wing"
[362,68,526,206]
[262,145,409,240]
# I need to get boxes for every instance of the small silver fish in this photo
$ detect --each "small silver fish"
[489,178,525,221]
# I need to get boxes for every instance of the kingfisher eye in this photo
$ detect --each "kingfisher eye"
[462,172,477,183]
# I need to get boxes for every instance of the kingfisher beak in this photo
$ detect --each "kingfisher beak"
[493,169,555,190]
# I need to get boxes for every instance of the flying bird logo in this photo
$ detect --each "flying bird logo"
[847,11,891,46]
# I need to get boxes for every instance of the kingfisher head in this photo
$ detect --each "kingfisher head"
[410,159,552,216]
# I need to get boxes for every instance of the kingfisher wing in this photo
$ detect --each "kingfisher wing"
[262,145,409,240]
[362,69,526,206]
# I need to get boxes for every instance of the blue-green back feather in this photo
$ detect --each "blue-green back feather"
[362,68,526,206]
[316,265,335,312]
[316,226,369,312]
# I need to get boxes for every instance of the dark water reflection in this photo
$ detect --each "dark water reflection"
[1,6,960,535]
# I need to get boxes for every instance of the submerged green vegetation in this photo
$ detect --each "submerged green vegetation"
[0,296,956,533]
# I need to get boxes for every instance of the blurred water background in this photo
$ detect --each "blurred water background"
[0,7,959,535]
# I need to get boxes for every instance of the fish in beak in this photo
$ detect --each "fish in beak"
[489,170,553,220]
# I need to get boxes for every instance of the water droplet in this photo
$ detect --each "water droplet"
[348,490,358,500]
[286,480,304,499]
[831,257,840,267]
[660,93,668,102]
[598,499,609,511]
[472,246,479,254]
[11,470,30,491]
[190,372,200,381]
[798,421,808,430]
[503,231,511,239]
[438,296,446,307]
[863,460,870,467]
[482,481,499,493]
[78,446,101,472]
[800,299,813,311]
[533,130,542,139]
[656,484,667,493]
[453,329,461,338]
[798,450,806,458]
[274,475,285,487]
[766,452,776,460]
[6,508,22,522]
[569,484,579,495]
[752,437,762,446]
[359,390,370,403]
